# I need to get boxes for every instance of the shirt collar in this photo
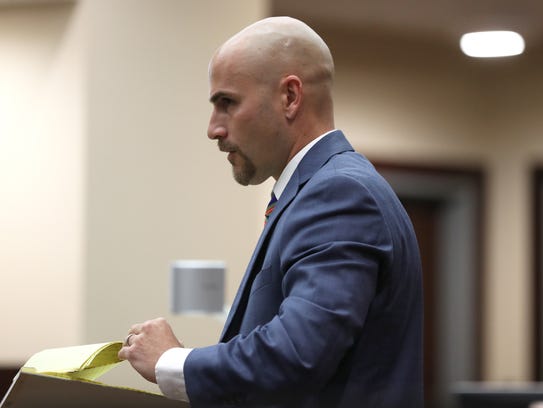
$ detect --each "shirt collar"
[273,130,336,199]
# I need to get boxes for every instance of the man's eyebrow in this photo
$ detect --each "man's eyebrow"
[209,91,230,104]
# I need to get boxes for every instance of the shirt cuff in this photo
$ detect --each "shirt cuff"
[155,347,193,402]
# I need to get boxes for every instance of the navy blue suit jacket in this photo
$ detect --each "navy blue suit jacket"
[185,131,423,407]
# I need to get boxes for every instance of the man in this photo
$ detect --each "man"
[119,16,423,408]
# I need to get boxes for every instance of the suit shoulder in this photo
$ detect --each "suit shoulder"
[315,151,390,192]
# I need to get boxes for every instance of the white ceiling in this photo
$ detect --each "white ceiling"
[272,0,543,48]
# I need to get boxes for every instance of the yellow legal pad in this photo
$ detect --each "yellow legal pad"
[1,342,188,407]
[21,341,123,381]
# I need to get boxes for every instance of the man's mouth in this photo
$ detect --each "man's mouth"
[218,142,237,163]
[219,141,234,152]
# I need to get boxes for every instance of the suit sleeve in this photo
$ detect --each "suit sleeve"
[184,173,392,407]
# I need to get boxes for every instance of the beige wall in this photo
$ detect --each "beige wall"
[0,3,84,365]
[2,0,543,389]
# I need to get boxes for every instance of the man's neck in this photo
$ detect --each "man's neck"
[272,129,336,199]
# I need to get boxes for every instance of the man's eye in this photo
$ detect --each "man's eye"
[219,98,234,108]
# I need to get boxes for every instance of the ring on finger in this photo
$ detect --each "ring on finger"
[124,333,135,347]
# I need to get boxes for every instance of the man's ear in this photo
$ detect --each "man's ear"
[281,75,302,120]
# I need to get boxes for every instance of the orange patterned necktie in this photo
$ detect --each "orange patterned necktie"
[264,192,278,224]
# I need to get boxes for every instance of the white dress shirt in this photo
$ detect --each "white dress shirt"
[155,130,335,401]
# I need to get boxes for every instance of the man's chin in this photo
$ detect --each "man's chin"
[232,169,251,186]
[233,172,269,186]
[231,161,268,186]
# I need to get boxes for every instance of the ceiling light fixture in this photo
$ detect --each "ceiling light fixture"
[460,30,525,58]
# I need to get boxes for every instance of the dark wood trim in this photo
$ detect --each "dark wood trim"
[533,168,543,380]
[373,161,484,180]
[0,368,19,400]
[373,161,486,381]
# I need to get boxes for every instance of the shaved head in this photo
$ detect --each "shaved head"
[212,16,334,88]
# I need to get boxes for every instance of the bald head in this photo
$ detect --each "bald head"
[209,17,335,131]
[213,17,334,86]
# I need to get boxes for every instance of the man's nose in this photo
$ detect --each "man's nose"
[207,113,227,140]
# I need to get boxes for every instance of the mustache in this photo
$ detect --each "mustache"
[218,140,238,153]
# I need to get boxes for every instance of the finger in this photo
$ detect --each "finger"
[124,333,136,347]
[129,322,144,334]
[118,345,129,360]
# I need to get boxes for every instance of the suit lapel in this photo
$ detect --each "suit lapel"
[220,226,272,340]
[219,178,299,341]
[220,131,354,341]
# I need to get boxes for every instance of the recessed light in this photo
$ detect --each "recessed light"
[460,31,525,58]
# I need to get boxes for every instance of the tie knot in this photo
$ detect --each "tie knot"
[264,193,278,224]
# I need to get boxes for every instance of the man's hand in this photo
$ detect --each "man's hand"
[118,317,183,383]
